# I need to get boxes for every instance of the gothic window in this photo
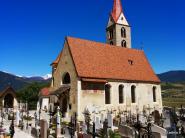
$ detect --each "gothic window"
[121,27,126,38]
[119,85,124,104]
[153,86,157,102]
[105,84,111,104]
[110,41,113,45]
[131,85,136,103]
[62,72,71,84]
[121,40,127,47]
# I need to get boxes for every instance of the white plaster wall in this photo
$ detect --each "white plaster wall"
[13,98,18,109]
[117,13,129,25]
[42,98,49,110]
[78,80,162,119]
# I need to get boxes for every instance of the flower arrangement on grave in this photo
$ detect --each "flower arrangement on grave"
[23,115,32,121]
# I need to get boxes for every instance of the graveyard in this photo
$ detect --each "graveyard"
[0,0,184,137]
[1,104,185,137]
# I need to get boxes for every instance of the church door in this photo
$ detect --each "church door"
[61,97,68,117]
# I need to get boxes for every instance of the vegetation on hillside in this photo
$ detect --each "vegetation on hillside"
[161,82,185,108]
[17,82,50,110]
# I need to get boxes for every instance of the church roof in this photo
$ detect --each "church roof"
[0,86,16,98]
[111,0,123,22]
[40,87,50,96]
[51,52,62,66]
[65,37,160,83]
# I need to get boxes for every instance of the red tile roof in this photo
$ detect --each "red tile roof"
[66,37,160,83]
[40,87,50,96]
[111,0,123,22]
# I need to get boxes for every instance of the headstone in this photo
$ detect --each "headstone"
[83,134,91,138]
[119,125,135,138]
[100,113,104,124]
[40,119,48,138]
[107,113,113,128]
[16,110,21,126]
[28,124,32,134]
[139,114,147,125]
[152,110,160,125]
[56,106,62,138]
[31,127,40,138]
[121,115,126,124]
[151,124,167,138]
[82,122,87,133]
[95,116,103,130]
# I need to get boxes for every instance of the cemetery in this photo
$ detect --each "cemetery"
[0,0,184,137]
[0,102,185,138]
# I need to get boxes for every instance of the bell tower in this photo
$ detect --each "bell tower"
[106,0,131,48]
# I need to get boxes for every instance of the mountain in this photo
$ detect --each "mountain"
[158,70,185,82]
[0,71,51,91]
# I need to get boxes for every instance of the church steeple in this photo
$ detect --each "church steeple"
[106,0,131,48]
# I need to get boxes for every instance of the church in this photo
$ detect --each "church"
[46,0,162,120]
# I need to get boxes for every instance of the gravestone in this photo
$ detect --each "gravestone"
[100,113,104,124]
[31,127,40,138]
[82,121,87,133]
[119,125,135,138]
[95,116,103,130]
[16,110,21,126]
[107,113,113,128]
[56,106,62,138]
[83,134,91,138]
[139,114,147,125]
[40,119,48,138]
[28,124,32,134]
[151,124,167,138]
[152,110,160,125]
[121,115,126,123]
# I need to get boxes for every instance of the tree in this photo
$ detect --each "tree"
[17,82,50,110]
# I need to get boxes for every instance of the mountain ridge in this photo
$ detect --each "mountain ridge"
[0,71,51,91]
[157,70,185,83]
[0,70,185,91]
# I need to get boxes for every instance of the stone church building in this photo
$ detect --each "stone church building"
[47,0,162,120]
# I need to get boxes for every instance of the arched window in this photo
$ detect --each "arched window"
[153,86,157,102]
[110,41,113,45]
[121,40,127,47]
[131,85,136,103]
[62,72,71,84]
[121,27,126,38]
[105,84,111,104]
[119,85,124,104]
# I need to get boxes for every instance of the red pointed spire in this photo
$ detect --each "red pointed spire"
[111,0,123,22]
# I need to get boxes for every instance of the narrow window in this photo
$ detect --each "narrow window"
[121,27,126,38]
[119,85,124,104]
[153,87,157,102]
[121,40,127,47]
[105,84,111,104]
[52,77,55,86]
[131,85,136,103]
[109,30,113,39]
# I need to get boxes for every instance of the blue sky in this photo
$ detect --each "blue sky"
[0,0,185,76]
